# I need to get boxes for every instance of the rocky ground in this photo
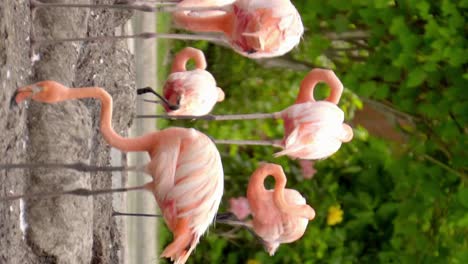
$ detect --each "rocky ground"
[0,1,136,263]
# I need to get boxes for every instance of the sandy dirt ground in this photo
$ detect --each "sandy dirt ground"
[0,1,136,263]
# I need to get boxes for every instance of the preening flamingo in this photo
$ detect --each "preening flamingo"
[30,0,303,59]
[13,81,224,264]
[275,69,354,159]
[246,163,315,255]
[139,68,354,160]
[139,47,224,116]
[173,0,303,58]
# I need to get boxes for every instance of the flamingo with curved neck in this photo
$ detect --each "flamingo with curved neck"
[247,163,315,255]
[162,47,225,116]
[276,69,353,159]
[14,81,224,264]
[295,68,344,104]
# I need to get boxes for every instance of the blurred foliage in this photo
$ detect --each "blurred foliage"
[158,0,467,263]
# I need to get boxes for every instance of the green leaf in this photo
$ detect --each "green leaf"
[457,188,468,208]
[374,84,389,99]
[407,69,427,87]
[377,203,398,219]
[456,214,468,227]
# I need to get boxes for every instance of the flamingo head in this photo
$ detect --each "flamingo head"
[14,81,70,104]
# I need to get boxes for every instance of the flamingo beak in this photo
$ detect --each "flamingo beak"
[136,86,180,111]
[10,91,20,108]
[11,84,43,108]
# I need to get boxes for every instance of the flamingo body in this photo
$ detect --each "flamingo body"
[277,101,352,160]
[145,128,224,264]
[250,188,309,255]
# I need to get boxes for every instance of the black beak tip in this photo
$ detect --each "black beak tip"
[10,91,19,109]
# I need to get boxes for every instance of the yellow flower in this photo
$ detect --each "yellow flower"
[327,205,343,226]
[247,260,261,264]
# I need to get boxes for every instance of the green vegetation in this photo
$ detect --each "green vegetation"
[156,12,172,93]
[158,0,467,263]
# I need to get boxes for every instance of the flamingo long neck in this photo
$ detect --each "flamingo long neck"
[173,11,234,36]
[64,87,153,153]
[247,165,270,201]
[171,48,207,73]
[248,164,315,220]
[295,69,344,105]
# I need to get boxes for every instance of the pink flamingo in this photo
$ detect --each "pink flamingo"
[13,81,224,264]
[139,68,354,160]
[275,69,354,159]
[30,0,303,59]
[238,163,315,255]
[140,47,224,116]
[173,0,303,58]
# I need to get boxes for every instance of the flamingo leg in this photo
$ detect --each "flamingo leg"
[136,112,281,121]
[1,185,147,202]
[112,210,268,246]
[213,139,283,148]
[30,0,230,13]
[112,210,164,218]
[30,0,160,12]
[32,32,226,46]
[0,162,146,173]
[112,210,251,228]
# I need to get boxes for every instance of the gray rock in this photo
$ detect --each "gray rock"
[0,0,135,263]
